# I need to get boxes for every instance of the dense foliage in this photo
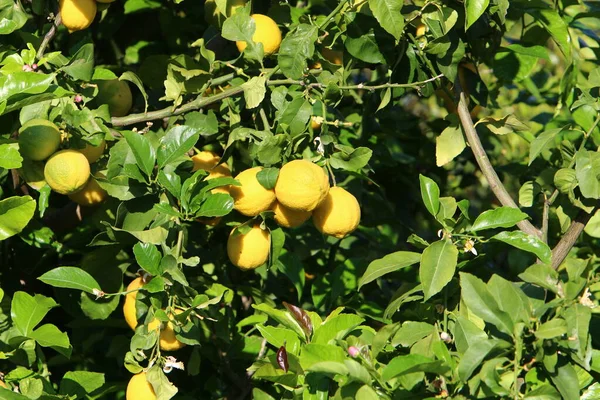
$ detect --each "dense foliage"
[2,0,600,399]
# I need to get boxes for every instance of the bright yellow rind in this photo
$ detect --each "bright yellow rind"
[77,140,106,164]
[275,160,330,212]
[68,174,108,206]
[60,0,97,32]
[192,151,231,179]
[227,225,270,270]
[312,186,361,238]
[126,372,156,400]
[272,202,311,228]
[148,309,186,351]
[229,167,276,216]
[236,14,282,56]
[44,150,91,195]
[123,277,144,330]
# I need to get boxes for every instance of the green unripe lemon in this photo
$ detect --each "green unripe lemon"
[18,119,62,161]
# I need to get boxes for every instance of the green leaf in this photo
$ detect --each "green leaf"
[453,316,487,354]
[465,0,490,30]
[419,174,440,217]
[436,123,465,167]
[459,273,514,334]
[575,149,600,199]
[299,344,346,370]
[221,12,263,61]
[487,275,531,326]
[122,131,156,178]
[242,76,267,109]
[491,231,552,265]
[38,267,102,294]
[256,167,279,190]
[11,292,57,336]
[391,321,436,347]
[529,128,562,165]
[457,339,502,381]
[381,354,449,381]
[256,325,301,355]
[563,304,591,364]
[59,371,105,397]
[420,240,458,301]
[0,142,23,169]
[120,71,148,113]
[184,111,219,137]
[358,251,421,289]
[550,362,580,400]
[528,7,571,60]
[518,264,559,293]
[196,193,234,217]
[367,0,404,40]
[312,314,364,345]
[330,147,373,170]
[157,125,200,168]
[0,195,35,241]
[356,384,379,400]
[133,243,162,275]
[0,0,28,34]
[146,365,178,400]
[470,207,529,231]
[535,318,567,339]
[253,303,306,340]
[554,169,578,194]
[30,323,70,349]
[0,72,56,112]
[62,43,94,81]
[276,251,305,302]
[524,384,561,400]
[278,24,318,79]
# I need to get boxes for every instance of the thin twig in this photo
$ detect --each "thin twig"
[455,89,542,238]
[111,75,443,127]
[37,13,62,61]
[317,0,349,30]
[541,194,549,244]
[551,201,600,270]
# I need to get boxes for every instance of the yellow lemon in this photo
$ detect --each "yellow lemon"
[77,140,106,163]
[310,116,323,131]
[229,167,276,216]
[312,186,361,238]
[68,174,108,206]
[18,159,47,190]
[322,48,343,65]
[416,23,427,37]
[148,309,186,351]
[236,14,282,56]
[123,277,144,330]
[275,160,330,212]
[95,79,133,117]
[272,201,311,228]
[227,225,270,270]
[126,372,156,400]
[44,150,91,195]
[60,0,97,33]
[18,119,62,161]
[192,151,231,179]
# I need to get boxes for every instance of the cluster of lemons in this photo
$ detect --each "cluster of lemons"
[17,79,131,207]
[17,119,107,207]
[59,0,114,33]
[191,152,361,271]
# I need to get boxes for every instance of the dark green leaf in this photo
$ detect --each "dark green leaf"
[470,207,529,231]
[278,24,318,80]
[157,125,200,168]
[420,240,458,301]
[122,131,156,178]
[38,267,102,294]
[419,174,440,217]
[0,195,35,240]
[256,167,279,190]
[491,231,552,265]
[133,243,162,275]
[465,0,490,30]
[358,251,421,289]
[367,0,404,40]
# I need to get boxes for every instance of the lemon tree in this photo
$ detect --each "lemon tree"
[2,0,600,399]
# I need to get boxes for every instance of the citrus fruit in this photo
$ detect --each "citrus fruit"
[310,116,323,131]
[275,160,330,212]
[60,0,97,33]
[227,225,271,270]
[123,277,144,330]
[95,79,133,117]
[192,151,231,179]
[68,174,108,207]
[148,309,186,351]
[416,23,427,37]
[126,372,156,400]
[77,140,106,164]
[236,14,282,56]
[205,0,246,27]
[18,159,47,190]
[272,201,311,228]
[322,48,343,65]
[44,150,91,195]
[18,119,61,161]
[312,186,361,238]
[229,167,276,216]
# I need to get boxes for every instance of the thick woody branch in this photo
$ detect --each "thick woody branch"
[455,90,542,239]
[550,203,600,270]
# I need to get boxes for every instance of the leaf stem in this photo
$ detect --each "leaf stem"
[317,0,349,31]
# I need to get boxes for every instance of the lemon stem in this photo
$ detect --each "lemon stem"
[325,160,336,187]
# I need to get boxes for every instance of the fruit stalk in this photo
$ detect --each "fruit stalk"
[37,13,62,60]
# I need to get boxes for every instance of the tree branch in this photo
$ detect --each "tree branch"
[455,90,542,238]
[111,75,443,127]
[37,13,62,61]
[551,201,600,270]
